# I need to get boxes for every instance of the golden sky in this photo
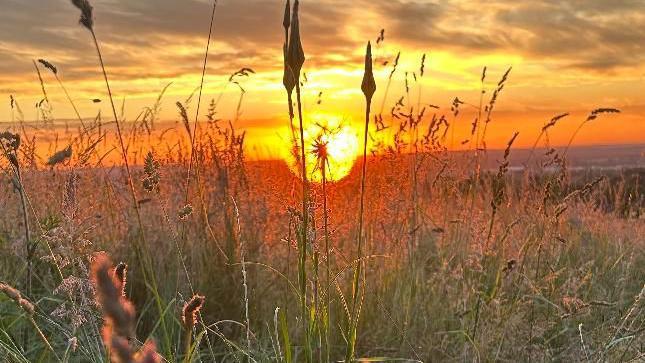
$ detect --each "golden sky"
[1,0,644,160]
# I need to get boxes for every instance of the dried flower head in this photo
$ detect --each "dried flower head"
[182,294,205,329]
[361,42,376,103]
[311,135,329,164]
[71,0,94,30]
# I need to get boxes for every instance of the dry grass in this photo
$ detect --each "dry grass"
[0,0,643,362]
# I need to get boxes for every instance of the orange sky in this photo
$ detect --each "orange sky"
[1,0,644,161]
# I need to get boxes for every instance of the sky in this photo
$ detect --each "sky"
[1,0,644,159]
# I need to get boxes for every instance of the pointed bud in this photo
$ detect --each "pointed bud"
[283,47,296,93]
[361,41,376,103]
[283,0,291,31]
[287,0,305,81]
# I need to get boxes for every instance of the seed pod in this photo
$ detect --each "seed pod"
[283,0,291,30]
[287,0,305,81]
[361,42,376,103]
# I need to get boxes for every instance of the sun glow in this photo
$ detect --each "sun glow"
[288,115,361,182]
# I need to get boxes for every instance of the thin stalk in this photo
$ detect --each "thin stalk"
[29,316,61,362]
[563,120,586,159]
[346,102,371,362]
[184,0,218,204]
[321,163,331,363]
[183,329,193,363]
[54,74,88,133]
[16,167,32,296]
[346,42,375,362]
[294,80,312,363]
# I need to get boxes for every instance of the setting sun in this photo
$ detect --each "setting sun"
[287,114,361,182]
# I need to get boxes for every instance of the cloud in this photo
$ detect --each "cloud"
[365,0,645,73]
[0,0,643,127]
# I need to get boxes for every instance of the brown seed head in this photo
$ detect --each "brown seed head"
[182,294,205,329]
[38,59,58,75]
[361,42,376,103]
[420,53,426,77]
[91,254,135,339]
[70,0,94,30]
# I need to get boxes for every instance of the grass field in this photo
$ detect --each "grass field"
[1,0,643,362]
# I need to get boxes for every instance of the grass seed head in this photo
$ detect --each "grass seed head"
[91,254,135,339]
[0,283,34,315]
[182,294,205,329]
[142,152,161,193]
[0,283,22,301]
[70,0,94,30]
[38,59,58,75]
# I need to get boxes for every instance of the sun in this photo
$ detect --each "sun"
[288,116,360,182]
